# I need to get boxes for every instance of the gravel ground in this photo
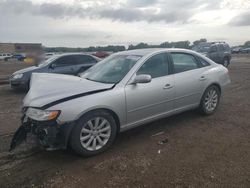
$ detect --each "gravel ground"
[0,55,249,187]
[0,60,33,77]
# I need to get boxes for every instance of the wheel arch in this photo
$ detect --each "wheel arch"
[224,55,231,61]
[201,82,221,101]
[208,83,221,94]
[76,108,121,133]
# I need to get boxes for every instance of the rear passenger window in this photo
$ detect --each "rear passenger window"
[171,53,200,73]
[75,55,96,65]
[224,44,230,51]
[198,57,210,67]
[218,44,225,51]
[137,53,169,78]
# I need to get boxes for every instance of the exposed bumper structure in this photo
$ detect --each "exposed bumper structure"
[10,115,74,151]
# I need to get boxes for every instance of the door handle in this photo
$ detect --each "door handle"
[163,84,173,89]
[199,76,207,81]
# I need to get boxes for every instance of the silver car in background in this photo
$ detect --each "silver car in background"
[10,48,230,156]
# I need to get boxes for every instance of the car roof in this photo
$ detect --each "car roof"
[117,48,196,56]
[117,48,164,56]
[52,53,94,58]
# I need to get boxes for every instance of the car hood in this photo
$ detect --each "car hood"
[13,66,39,75]
[23,73,114,108]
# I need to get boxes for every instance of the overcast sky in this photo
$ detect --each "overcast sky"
[0,0,249,47]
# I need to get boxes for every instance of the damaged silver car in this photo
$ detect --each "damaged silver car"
[10,48,231,156]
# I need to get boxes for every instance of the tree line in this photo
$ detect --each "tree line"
[44,39,250,53]
[44,45,126,53]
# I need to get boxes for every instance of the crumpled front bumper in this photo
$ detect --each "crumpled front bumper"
[10,115,75,151]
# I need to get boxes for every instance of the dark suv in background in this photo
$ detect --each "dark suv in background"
[10,53,100,90]
[192,42,231,67]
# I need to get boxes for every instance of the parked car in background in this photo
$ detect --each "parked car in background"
[0,53,12,61]
[5,54,26,61]
[242,48,250,53]
[45,52,57,60]
[231,47,243,54]
[192,42,231,67]
[13,54,26,61]
[10,53,100,90]
[92,51,111,58]
[10,48,231,156]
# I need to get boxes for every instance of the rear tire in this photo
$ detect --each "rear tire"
[199,85,221,115]
[223,57,230,67]
[70,110,117,157]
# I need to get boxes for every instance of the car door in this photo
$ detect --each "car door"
[125,52,175,125]
[170,52,209,110]
[48,55,77,75]
[208,45,220,63]
[74,55,98,75]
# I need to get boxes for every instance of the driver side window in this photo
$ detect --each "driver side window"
[53,56,74,67]
[137,53,169,78]
[74,55,97,64]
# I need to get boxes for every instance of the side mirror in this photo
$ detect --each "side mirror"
[132,74,152,84]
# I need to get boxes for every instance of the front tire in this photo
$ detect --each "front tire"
[223,57,230,67]
[199,85,221,115]
[70,110,117,157]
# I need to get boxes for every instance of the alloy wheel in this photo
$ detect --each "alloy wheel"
[80,117,111,151]
[204,89,218,112]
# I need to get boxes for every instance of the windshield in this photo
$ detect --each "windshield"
[38,56,58,67]
[81,54,141,84]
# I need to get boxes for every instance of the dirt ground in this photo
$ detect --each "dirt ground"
[0,60,32,77]
[0,55,250,187]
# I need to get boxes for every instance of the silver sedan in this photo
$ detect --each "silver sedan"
[10,48,231,156]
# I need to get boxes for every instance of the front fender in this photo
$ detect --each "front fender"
[49,87,126,127]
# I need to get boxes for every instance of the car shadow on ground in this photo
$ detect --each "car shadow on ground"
[113,109,205,150]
